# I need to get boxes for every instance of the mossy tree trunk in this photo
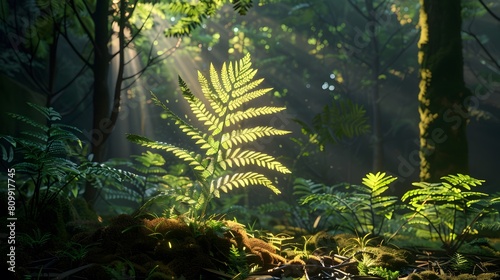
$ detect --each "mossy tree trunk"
[417,0,470,182]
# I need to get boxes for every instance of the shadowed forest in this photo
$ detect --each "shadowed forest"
[1,1,500,279]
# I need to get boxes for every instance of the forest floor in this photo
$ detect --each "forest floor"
[11,214,500,280]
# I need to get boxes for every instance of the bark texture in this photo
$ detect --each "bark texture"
[417,0,470,182]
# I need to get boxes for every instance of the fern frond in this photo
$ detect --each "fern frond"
[129,54,289,218]
[211,172,280,198]
[20,130,48,143]
[132,151,166,167]
[209,63,229,105]
[181,76,224,134]
[164,1,221,37]
[441,174,485,190]
[227,52,253,86]
[293,178,320,196]
[225,106,286,126]
[311,99,370,146]
[126,134,207,174]
[233,0,253,15]
[27,102,62,121]
[219,148,291,174]
[228,87,273,111]
[131,165,168,175]
[105,188,141,203]
[8,113,48,132]
[233,77,265,98]
[221,126,291,149]
[152,92,213,141]
[362,172,397,196]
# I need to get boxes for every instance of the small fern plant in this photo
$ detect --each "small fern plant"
[298,172,398,236]
[127,53,291,219]
[401,173,500,255]
[0,103,134,221]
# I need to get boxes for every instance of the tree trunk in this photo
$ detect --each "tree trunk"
[84,0,127,206]
[417,0,470,182]
[84,0,111,204]
[366,0,384,172]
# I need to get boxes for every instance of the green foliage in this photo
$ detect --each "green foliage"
[127,53,291,218]
[57,241,93,263]
[233,0,253,15]
[450,253,472,272]
[401,174,500,254]
[363,265,400,280]
[103,258,138,280]
[296,98,370,150]
[298,172,398,236]
[19,228,51,249]
[103,152,172,211]
[227,244,250,279]
[0,103,134,221]
[164,0,254,37]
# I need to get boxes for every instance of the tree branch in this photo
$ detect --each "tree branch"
[478,0,500,21]
[462,29,500,70]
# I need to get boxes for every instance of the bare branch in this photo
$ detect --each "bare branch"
[121,38,182,91]
[380,32,418,73]
[462,29,500,70]
[478,0,500,21]
[347,0,371,22]
[111,2,154,59]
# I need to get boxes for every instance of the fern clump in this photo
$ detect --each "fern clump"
[294,172,398,236]
[0,103,133,221]
[402,174,500,254]
[297,172,398,236]
[127,53,291,218]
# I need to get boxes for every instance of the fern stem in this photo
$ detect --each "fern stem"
[31,164,44,220]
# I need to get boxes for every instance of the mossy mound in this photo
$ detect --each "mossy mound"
[66,216,287,278]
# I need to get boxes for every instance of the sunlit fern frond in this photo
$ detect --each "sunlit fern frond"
[210,171,279,198]
[126,134,211,179]
[362,172,397,196]
[225,106,286,127]
[219,148,290,174]
[128,53,290,218]
[441,173,485,190]
[150,92,214,150]
[180,76,224,134]
[402,175,489,210]
[221,126,291,149]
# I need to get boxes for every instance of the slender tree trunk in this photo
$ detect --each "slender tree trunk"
[84,0,111,204]
[417,0,470,182]
[84,0,127,205]
[366,0,384,172]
